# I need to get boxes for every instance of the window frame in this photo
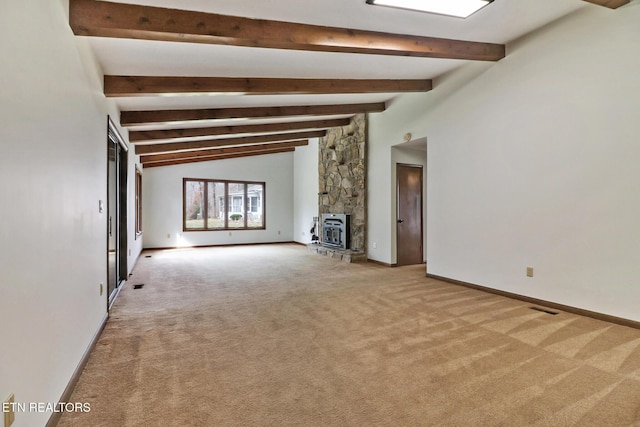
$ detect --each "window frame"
[182,178,266,232]
[135,165,143,238]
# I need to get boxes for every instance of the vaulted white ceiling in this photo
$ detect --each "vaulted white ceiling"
[71,0,620,166]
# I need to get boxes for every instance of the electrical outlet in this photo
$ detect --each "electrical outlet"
[4,393,15,427]
[373,242,377,249]
[526,267,534,278]
[167,233,171,239]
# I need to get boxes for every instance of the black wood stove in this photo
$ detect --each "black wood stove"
[321,213,350,250]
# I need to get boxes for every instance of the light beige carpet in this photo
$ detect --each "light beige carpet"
[58,244,640,426]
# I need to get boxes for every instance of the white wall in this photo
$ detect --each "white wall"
[369,3,640,321]
[143,153,294,248]
[366,62,494,265]
[366,111,396,264]
[0,0,141,425]
[293,138,320,245]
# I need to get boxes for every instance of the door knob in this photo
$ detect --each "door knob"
[397,219,404,223]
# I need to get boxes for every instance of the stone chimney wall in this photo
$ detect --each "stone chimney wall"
[318,114,367,252]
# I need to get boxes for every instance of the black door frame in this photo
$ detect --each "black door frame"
[107,117,128,309]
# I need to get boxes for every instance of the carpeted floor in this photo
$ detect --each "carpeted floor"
[58,244,640,426]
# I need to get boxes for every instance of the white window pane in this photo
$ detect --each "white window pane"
[185,181,205,229]
[227,183,245,228]
[247,184,264,228]
[207,182,225,229]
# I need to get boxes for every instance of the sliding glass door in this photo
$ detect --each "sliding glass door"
[107,118,128,306]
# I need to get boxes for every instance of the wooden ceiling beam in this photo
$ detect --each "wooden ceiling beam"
[104,76,432,97]
[121,102,385,127]
[582,0,630,8]
[135,130,326,155]
[141,140,309,164]
[129,118,350,142]
[143,148,296,168]
[69,0,505,61]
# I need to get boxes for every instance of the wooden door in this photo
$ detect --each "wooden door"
[397,164,423,266]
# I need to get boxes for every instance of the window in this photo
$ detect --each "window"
[248,196,259,213]
[135,166,143,237]
[183,178,265,231]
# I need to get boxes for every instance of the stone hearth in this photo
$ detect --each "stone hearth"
[307,243,367,263]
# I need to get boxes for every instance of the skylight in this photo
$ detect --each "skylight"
[366,0,494,18]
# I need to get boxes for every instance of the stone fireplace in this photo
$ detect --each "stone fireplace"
[309,114,367,262]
